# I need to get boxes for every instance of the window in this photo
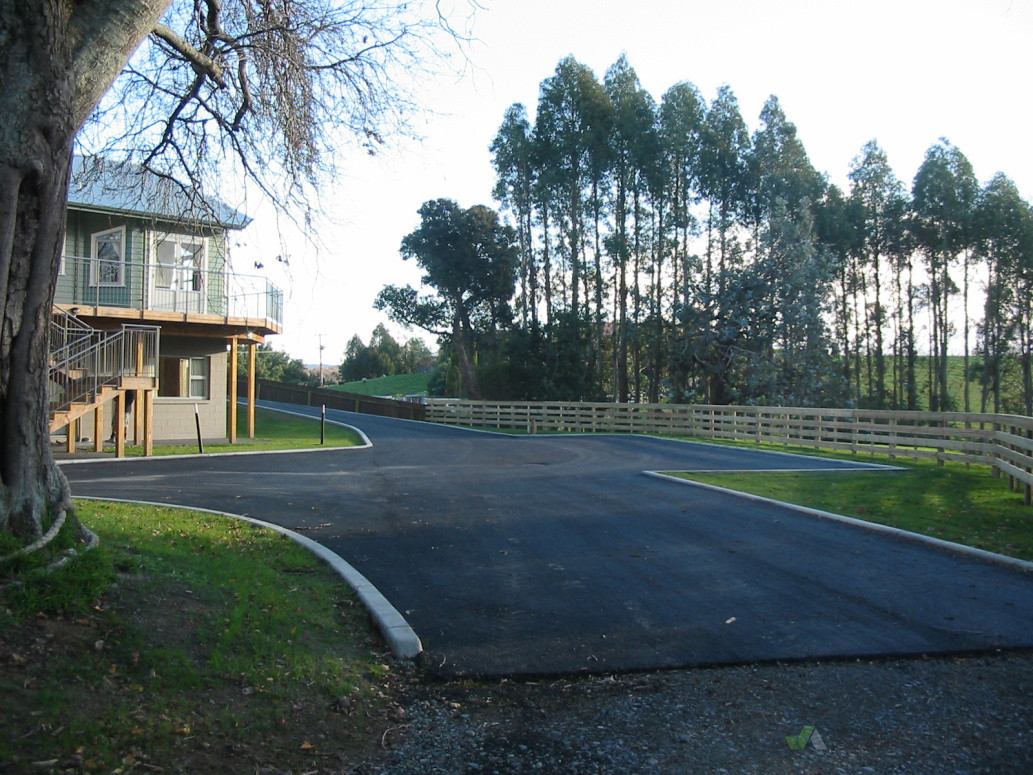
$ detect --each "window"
[154,234,205,291]
[90,227,125,286]
[158,356,209,399]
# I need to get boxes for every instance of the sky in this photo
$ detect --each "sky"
[239,0,1033,366]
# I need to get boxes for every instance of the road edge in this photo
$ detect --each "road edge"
[78,496,423,659]
[644,470,1033,574]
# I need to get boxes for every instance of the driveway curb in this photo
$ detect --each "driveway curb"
[79,496,423,659]
[645,470,1033,574]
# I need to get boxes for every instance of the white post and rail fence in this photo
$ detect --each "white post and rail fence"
[422,399,1033,505]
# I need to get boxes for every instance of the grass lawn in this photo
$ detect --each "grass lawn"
[661,437,1033,562]
[124,405,364,456]
[331,373,431,397]
[0,500,401,772]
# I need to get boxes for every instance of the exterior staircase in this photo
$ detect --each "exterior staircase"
[49,310,159,455]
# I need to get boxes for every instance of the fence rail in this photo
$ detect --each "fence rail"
[424,399,1033,502]
[250,380,426,422]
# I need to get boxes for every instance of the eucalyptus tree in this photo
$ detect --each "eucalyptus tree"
[376,199,518,400]
[697,85,752,292]
[605,54,659,401]
[813,184,863,400]
[658,82,705,309]
[533,56,612,320]
[657,82,705,400]
[848,140,905,407]
[751,96,824,223]
[0,0,464,544]
[973,173,1033,412]
[491,103,538,329]
[912,140,978,410]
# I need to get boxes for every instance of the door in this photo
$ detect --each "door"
[152,234,206,313]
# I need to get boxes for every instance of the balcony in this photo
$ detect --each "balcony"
[56,254,283,336]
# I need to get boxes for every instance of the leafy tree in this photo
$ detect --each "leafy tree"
[912,139,978,410]
[605,55,658,402]
[974,173,1033,413]
[492,103,538,329]
[0,0,465,544]
[848,140,904,408]
[376,199,518,399]
[400,337,437,373]
[238,344,313,385]
[534,56,612,319]
[698,85,752,288]
[752,96,824,220]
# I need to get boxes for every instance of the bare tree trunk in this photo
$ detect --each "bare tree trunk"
[451,313,482,400]
[1,5,78,539]
[0,0,169,541]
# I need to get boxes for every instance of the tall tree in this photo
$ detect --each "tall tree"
[605,55,657,401]
[491,103,538,329]
[848,140,904,408]
[534,56,611,320]
[697,85,751,291]
[376,199,518,399]
[912,140,978,410]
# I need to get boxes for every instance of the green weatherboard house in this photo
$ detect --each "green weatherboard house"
[51,158,283,454]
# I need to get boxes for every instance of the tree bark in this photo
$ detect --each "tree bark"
[0,0,169,541]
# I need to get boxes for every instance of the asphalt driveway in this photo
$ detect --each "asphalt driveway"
[61,401,1033,678]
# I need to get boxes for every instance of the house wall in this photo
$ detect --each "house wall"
[153,336,228,442]
[79,337,228,445]
[58,209,228,312]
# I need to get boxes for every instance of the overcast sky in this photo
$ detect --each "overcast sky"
[243,0,1033,366]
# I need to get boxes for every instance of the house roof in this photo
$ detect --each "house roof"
[67,157,251,230]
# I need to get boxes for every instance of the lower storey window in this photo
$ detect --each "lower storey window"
[159,356,209,398]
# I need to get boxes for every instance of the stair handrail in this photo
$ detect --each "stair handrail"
[49,324,160,417]
[50,309,96,364]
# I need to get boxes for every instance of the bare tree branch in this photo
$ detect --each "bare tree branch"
[152,21,227,86]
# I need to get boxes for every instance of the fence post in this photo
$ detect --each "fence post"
[1027,426,1033,506]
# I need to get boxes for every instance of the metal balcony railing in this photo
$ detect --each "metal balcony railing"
[56,254,283,329]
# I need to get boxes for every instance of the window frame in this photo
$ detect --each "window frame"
[89,226,126,287]
[158,355,210,400]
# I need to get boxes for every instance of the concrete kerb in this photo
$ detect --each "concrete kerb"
[57,407,372,465]
[79,496,423,659]
[645,470,1033,575]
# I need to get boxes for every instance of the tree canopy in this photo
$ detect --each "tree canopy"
[478,55,1033,412]
[376,198,518,398]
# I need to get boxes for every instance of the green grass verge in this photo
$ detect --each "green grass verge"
[660,437,1033,562]
[331,373,431,397]
[124,405,364,456]
[0,500,396,771]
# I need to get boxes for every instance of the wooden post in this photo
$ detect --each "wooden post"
[247,342,257,439]
[229,338,238,444]
[133,389,144,445]
[115,392,125,458]
[93,406,104,453]
[66,418,76,454]
[143,390,154,456]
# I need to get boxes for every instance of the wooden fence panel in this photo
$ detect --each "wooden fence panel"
[252,379,426,421]
[424,399,1033,497]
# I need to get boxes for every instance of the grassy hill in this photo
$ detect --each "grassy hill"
[330,372,432,397]
[859,354,1028,413]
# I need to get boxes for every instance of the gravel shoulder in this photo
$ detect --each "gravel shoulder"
[357,650,1033,774]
